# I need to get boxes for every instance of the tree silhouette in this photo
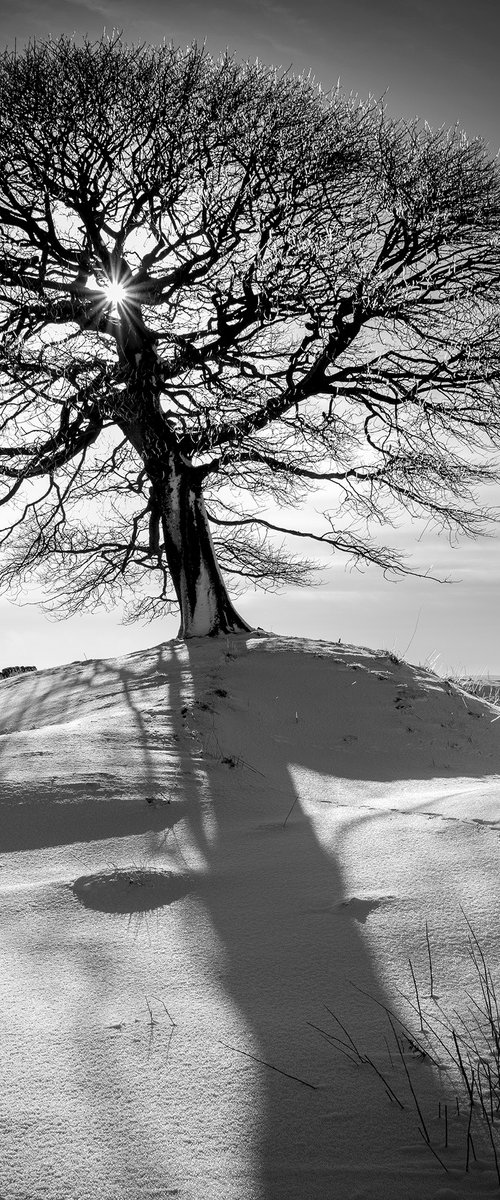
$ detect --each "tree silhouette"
[1,36,500,635]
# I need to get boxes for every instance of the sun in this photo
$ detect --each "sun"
[104,280,127,308]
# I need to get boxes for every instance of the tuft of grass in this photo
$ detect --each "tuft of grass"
[449,674,500,706]
[408,913,500,1187]
[381,650,402,665]
[316,915,500,1188]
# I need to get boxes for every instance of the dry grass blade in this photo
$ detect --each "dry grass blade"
[307,1020,361,1066]
[221,1041,318,1090]
[324,1004,366,1063]
[388,1014,430,1143]
[363,1054,406,1110]
[349,979,440,1066]
[417,1127,449,1174]
[425,921,436,999]
[409,957,423,1031]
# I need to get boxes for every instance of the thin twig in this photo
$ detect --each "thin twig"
[477,1086,500,1188]
[452,1030,474,1103]
[417,1127,449,1174]
[364,1054,406,1110]
[425,922,435,998]
[485,1060,495,1124]
[307,1021,360,1065]
[392,985,444,1068]
[388,1015,430,1143]
[171,826,191,871]
[401,607,422,659]
[465,1070,475,1172]
[324,1006,365,1063]
[349,979,440,1066]
[145,996,157,1027]
[158,999,176,1026]
[164,1024,175,1067]
[283,796,298,828]
[409,957,423,1031]
[220,1041,317,1090]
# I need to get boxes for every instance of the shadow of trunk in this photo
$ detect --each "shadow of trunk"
[171,637,444,1198]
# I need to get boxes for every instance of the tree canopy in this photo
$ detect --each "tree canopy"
[1,35,500,635]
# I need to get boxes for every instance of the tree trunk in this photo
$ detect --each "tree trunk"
[157,454,252,639]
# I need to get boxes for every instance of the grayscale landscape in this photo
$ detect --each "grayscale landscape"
[1,5,500,1198]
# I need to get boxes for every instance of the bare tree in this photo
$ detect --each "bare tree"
[1,36,500,637]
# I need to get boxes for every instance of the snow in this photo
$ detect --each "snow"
[1,632,500,1199]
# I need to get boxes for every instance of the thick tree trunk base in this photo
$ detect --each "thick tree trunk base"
[177,583,253,640]
[178,622,254,640]
[160,456,253,639]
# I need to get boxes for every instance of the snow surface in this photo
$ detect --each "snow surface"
[1,632,500,1200]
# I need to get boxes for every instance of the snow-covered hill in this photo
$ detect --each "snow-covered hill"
[1,633,499,1200]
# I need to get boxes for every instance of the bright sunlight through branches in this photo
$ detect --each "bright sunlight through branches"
[104,280,127,308]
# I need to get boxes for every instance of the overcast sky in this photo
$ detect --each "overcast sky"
[1,0,500,674]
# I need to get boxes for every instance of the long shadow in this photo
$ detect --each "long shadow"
[1,635,493,1196]
[169,637,451,1198]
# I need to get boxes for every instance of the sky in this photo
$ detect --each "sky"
[1,0,500,674]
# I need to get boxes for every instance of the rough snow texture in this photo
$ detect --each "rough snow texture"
[1,633,500,1199]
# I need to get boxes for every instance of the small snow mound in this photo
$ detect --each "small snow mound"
[70,867,191,913]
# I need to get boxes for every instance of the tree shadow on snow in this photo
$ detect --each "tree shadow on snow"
[158,637,455,1199]
[0,650,191,851]
[1,636,493,1197]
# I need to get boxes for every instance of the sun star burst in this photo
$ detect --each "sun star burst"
[104,280,127,308]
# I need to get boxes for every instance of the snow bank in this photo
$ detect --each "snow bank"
[1,633,499,1199]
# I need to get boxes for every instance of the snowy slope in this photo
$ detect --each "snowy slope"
[1,632,499,1200]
